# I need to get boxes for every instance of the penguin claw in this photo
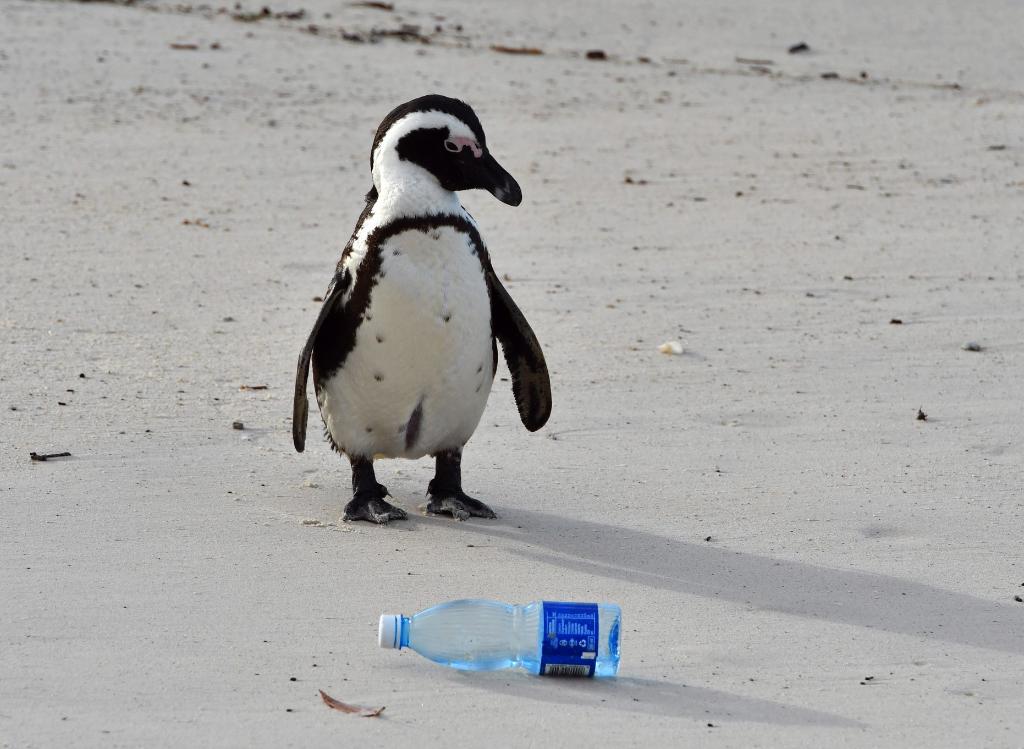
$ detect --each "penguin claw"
[343,494,407,525]
[426,492,497,521]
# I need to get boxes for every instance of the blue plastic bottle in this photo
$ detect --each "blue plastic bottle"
[378,599,621,677]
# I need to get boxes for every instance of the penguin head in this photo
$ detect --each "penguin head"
[370,95,522,206]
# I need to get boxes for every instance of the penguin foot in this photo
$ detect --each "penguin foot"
[343,485,407,524]
[426,491,497,521]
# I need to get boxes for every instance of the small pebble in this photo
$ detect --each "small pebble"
[962,341,982,352]
[232,421,244,430]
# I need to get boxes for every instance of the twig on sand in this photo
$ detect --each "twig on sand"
[491,45,544,56]
[30,451,72,462]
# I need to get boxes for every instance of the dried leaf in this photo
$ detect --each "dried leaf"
[239,384,269,391]
[319,689,385,717]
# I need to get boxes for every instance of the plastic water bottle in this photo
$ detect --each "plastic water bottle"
[378,599,621,677]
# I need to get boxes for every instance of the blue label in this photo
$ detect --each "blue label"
[539,602,599,677]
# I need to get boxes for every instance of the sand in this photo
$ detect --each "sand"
[2,0,1023,746]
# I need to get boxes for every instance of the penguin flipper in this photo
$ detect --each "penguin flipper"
[293,271,350,452]
[486,270,552,432]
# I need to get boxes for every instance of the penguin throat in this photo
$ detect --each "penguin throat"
[374,156,462,217]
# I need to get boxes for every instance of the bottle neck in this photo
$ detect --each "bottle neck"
[399,615,411,649]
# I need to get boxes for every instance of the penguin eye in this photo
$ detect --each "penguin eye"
[443,139,461,153]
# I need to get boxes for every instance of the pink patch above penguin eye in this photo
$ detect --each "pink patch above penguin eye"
[444,136,483,158]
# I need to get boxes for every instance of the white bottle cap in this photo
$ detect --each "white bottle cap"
[378,614,401,649]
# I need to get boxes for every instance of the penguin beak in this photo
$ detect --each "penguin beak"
[473,151,522,207]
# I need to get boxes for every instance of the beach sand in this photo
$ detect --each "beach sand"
[2,1,1023,745]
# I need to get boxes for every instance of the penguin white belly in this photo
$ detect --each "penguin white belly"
[318,225,495,459]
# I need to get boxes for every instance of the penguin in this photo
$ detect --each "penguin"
[292,95,551,524]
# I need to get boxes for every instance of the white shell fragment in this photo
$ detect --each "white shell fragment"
[658,341,684,355]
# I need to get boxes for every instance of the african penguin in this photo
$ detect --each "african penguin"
[293,95,551,524]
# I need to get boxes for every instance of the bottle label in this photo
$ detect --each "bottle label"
[539,602,599,677]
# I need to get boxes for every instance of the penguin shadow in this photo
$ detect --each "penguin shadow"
[446,508,1024,657]
[448,671,861,727]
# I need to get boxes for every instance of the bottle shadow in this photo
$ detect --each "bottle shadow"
[448,671,861,726]
[434,508,1024,655]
